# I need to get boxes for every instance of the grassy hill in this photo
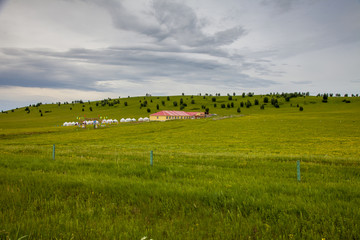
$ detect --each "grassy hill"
[1,94,360,239]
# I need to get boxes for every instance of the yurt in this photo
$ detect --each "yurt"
[132,118,136,122]
[125,118,132,122]
[120,118,126,123]
[138,117,144,122]
[143,117,150,122]
[113,119,118,123]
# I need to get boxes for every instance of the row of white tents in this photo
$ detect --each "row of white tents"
[63,117,149,127]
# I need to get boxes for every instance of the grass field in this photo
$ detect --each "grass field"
[1,94,360,239]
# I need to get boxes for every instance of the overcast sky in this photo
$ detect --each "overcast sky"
[0,0,359,110]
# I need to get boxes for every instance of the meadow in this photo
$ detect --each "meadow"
[1,94,360,239]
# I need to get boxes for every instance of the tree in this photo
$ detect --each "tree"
[299,106,304,111]
[240,102,244,107]
[156,104,159,110]
[228,95,233,101]
[167,96,170,101]
[260,104,265,110]
[212,97,216,102]
[173,101,178,107]
[214,103,217,108]
[254,99,259,105]
[322,94,328,103]
[191,100,195,104]
[147,108,151,113]
[89,107,93,111]
[230,102,234,108]
[205,108,209,114]
[227,103,231,108]
[237,107,241,113]
[264,97,269,103]
[124,102,128,106]
[180,98,183,105]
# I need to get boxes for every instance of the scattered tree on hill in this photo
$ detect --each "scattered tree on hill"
[124,102,128,106]
[230,102,234,108]
[214,103,217,108]
[260,104,265,110]
[147,108,151,113]
[82,108,84,111]
[191,100,195,104]
[173,101,178,107]
[180,98,183,104]
[221,104,226,108]
[227,103,231,108]
[156,104,159,110]
[40,113,43,117]
[212,97,216,102]
[161,100,165,106]
[205,108,209,114]
[322,94,328,103]
[264,97,269,103]
[89,107,93,111]
[240,102,244,107]
[299,106,304,111]
[242,92,246,98]
[246,100,252,108]
[254,99,259,105]
[237,107,241,113]
[167,96,170,101]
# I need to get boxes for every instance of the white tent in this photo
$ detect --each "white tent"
[63,122,69,126]
[132,118,136,122]
[138,117,144,122]
[125,118,132,122]
[120,118,126,123]
[113,119,118,123]
[143,117,150,122]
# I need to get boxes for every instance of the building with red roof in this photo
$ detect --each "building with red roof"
[149,110,205,121]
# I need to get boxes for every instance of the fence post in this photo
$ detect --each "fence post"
[53,144,56,160]
[150,150,153,166]
[297,160,301,182]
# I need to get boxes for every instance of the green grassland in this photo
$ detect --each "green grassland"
[1,94,360,239]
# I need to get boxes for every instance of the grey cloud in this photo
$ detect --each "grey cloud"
[0,46,277,91]
[291,81,312,85]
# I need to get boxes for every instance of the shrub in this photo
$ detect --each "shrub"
[147,108,151,113]
[167,96,170,101]
[180,98,183,104]
[89,107,93,111]
[214,103,217,108]
[205,108,209,114]
[161,100,165,106]
[221,104,226,108]
[212,97,216,102]
[240,102,244,107]
[227,103,231,108]
[124,102,128,106]
[299,106,304,111]
[260,104,265,110]
[264,97,269,103]
[231,102,234,108]
[254,99,259,105]
[156,104,159,110]
[237,107,241,113]
[173,101,178,107]
[191,100,195,104]
[228,96,233,101]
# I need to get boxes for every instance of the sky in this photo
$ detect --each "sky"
[0,0,359,111]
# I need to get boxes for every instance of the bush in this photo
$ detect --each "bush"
[212,97,216,102]
[167,96,170,101]
[246,100,252,108]
[214,103,217,108]
[147,108,151,113]
[260,104,265,110]
[231,102,234,108]
[240,102,244,107]
[191,100,195,104]
[173,101,178,107]
[299,106,304,111]
[89,107,93,111]
[221,104,226,108]
[228,96,233,101]
[205,108,209,114]
[124,102,128,106]
[237,107,241,113]
[180,98,183,104]
[264,97,269,103]
[156,104,159,110]
[254,99,259,105]
[227,103,231,108]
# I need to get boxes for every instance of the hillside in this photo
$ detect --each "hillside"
[1,93,360,239]
[1,93,359,128]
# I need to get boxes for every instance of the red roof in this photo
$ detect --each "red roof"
[150,110,202,116]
